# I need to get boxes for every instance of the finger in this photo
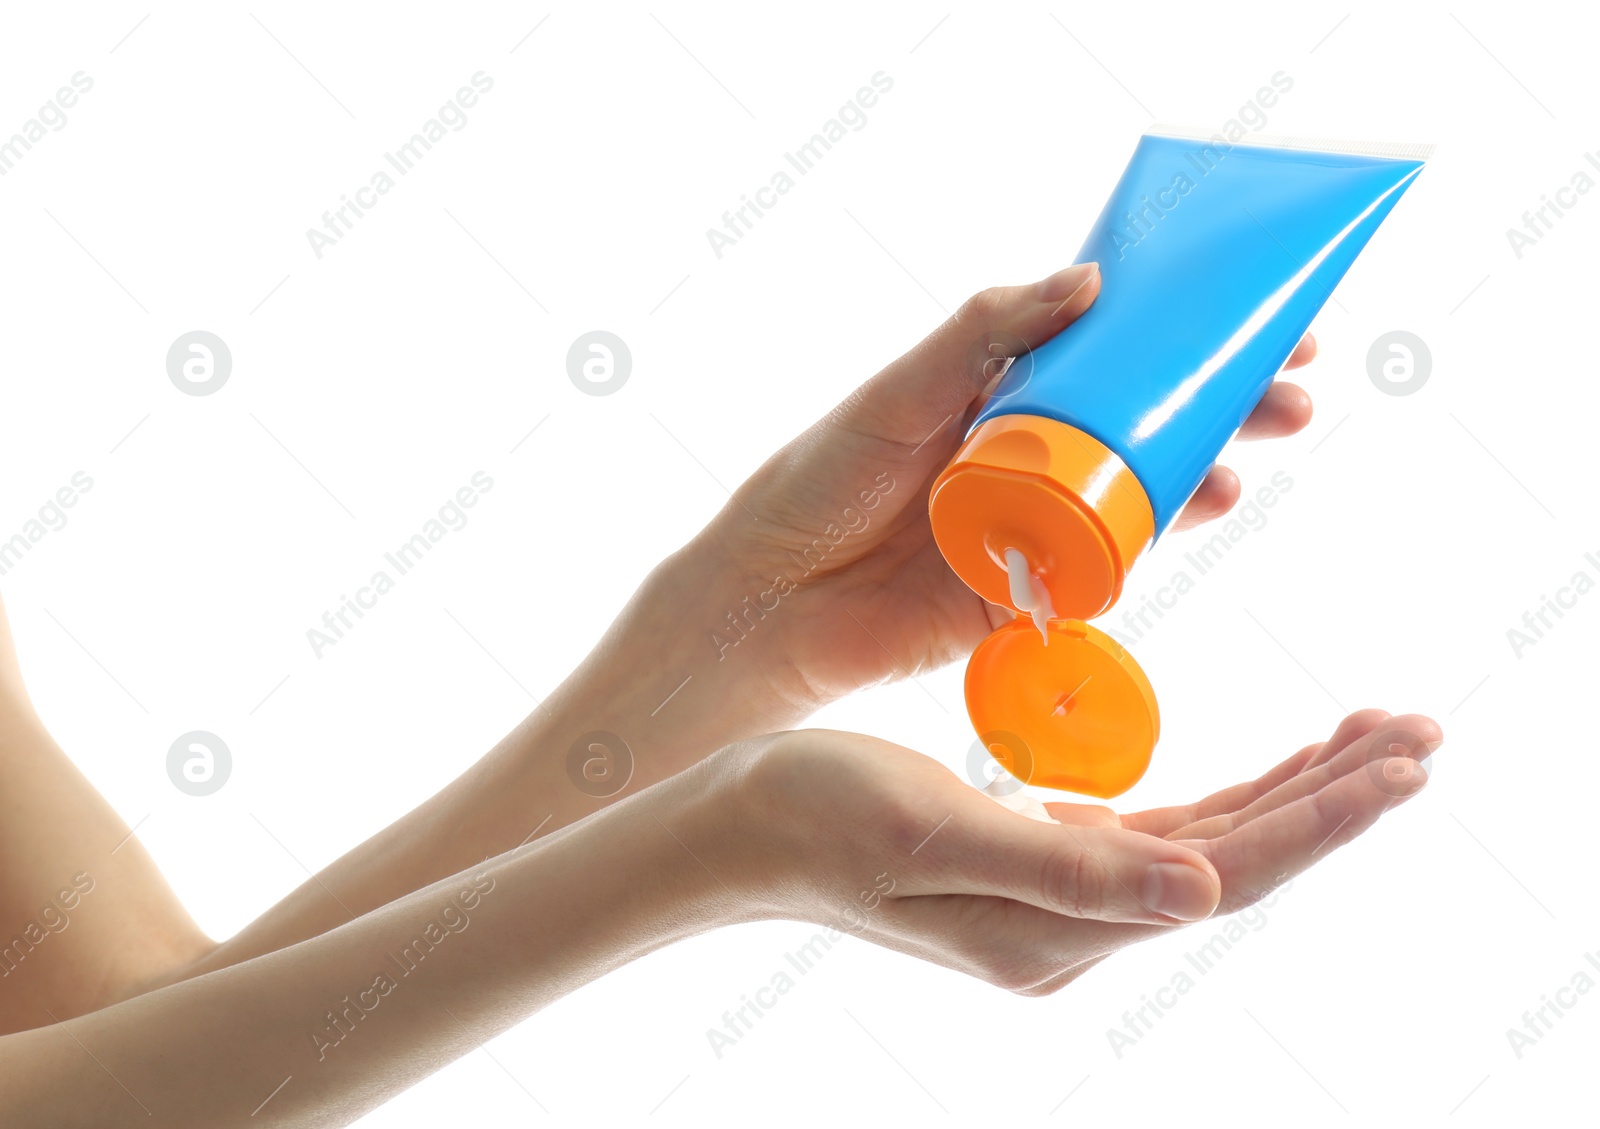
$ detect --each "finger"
[1300,708,1399,771]
[839,263,1102,452]
[1170,715,1441,840]
[1236,381,1313,440]
[906,797,1220,925]
[1121,742,1323,838]
[1170,465,1241,531]
[1180,754,1428,915]
[1282,332,1318,370]
[937,721,1432,987]
[1171,383,1314,530]
[1124,708,1410,838]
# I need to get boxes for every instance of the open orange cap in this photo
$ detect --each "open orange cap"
[928,414,1155,621]
[931,415,1162,797]
[965,618,1159,798]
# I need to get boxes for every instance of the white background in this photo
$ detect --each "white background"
[0,1,1593,1125]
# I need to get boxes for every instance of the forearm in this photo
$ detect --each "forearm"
[166,541,791,981]
[4,758,744,1128]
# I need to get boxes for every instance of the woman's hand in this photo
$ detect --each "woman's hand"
[717,708,1435,993]
[0,687,1431,1129]
[184,267,1322,977]
[140,267,1320,976]
[676,262,1316,720]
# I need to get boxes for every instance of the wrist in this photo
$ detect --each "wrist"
[516,752,764,948]
[532,539,812,772]
[481,539,827,865]
[655,739,782,928]
[680,730,855,929]
[674,528,833,717]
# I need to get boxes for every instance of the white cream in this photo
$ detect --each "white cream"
[1004,547,1054,646]
[982,776,1060,824]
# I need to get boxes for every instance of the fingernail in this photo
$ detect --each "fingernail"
[1038,262,1098,303]
[1142,862,1216,922]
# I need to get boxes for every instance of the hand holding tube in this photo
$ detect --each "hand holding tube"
[664,264,1314,726]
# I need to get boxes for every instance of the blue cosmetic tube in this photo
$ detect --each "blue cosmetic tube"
[931,126,1431,796]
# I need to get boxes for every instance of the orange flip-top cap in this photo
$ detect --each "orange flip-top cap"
[966,618,1159,798]
[928,415,1155,622]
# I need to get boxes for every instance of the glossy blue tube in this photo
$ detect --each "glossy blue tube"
[974,129,1429,535]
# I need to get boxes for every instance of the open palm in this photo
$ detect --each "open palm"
[873,708,1438,995]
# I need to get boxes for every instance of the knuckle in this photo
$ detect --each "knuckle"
[1044,847,1106,919]
[1305,786,1341,846]
[957,286,1008,327]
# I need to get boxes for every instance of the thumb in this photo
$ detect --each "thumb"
[840,262,1101,453]
[1031,820,1220,925]
[907,794,1220,925]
